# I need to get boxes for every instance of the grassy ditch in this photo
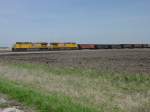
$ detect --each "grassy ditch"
[0,63,150,112]
[0,78,98,112]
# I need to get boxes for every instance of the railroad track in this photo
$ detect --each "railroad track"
[0,50,86,55]
[0,51,62,55]
[0,49,107,56]
[0,48,150,56]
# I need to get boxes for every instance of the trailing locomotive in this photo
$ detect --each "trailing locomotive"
[12,42,150,52]
[49,42,78,50]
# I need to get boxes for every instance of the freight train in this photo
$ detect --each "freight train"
[12,42,150,51]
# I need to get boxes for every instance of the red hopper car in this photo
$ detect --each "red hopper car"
[78,44,96,49]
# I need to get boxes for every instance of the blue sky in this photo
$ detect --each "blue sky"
[0,0,150,46]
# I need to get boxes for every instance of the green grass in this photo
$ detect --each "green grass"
[0,62,150,112]
[0,103,9,109]
[10,62,150,92]
[0,78,98,112]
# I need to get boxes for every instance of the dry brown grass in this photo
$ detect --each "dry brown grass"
[0,63,150,112]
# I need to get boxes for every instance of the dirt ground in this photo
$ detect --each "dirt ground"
[0,94,34,112]
[0,49,150,74]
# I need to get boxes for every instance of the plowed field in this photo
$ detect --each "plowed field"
[0,49,150,74]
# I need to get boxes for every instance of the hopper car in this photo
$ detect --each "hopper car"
[133,44,143,48]
[121,44,134,49]
[143,44,150,48]
[110,44,122,49]
[96,44,111,49]
[12,42,150,52]
[78,44,96,49]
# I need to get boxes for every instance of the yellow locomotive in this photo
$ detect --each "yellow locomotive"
[12,42,78,51]
[12,42,32,51]
[12,42,48,51]
[32,42,48,50]
[49,42,78,50]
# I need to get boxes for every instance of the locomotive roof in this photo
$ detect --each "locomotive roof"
[50,42,76,44]
[16,42,32,44]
